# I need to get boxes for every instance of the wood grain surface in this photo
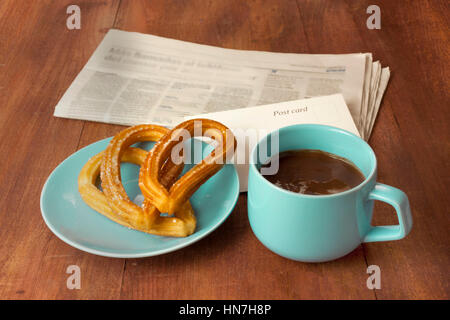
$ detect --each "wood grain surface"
[0,0,448,299]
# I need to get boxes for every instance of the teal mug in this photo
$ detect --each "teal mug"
[247,124,413,262]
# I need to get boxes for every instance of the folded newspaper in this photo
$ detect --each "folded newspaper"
[54,29,390,140]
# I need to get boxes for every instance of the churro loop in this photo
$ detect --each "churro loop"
[78,125,196,237]
[139,119,236,215]
[78,148,147,224]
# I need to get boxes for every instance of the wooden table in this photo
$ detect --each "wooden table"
[0,0,448,300]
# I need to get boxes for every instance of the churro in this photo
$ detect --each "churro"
[139,119,236,215]
[78,125,196,237]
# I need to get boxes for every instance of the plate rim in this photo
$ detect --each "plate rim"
[40,138,240,258]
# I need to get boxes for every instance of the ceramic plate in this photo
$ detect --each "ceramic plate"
[40,138,239,258]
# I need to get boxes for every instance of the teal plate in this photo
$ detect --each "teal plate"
[40,138,239,258]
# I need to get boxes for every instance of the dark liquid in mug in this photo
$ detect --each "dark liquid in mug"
[260,149,365,195]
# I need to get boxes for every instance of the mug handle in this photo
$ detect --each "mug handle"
[363,183,413,243]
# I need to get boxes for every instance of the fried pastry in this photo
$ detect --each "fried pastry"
[78,125,196,237]
[139,119,236,215]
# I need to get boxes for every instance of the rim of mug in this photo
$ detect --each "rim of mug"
[249,124,377,199]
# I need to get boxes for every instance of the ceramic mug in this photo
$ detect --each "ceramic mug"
[247,124,413,262]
